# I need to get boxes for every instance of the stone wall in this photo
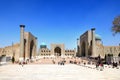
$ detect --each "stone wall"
[104,46,120,57]
[0,43,20,61]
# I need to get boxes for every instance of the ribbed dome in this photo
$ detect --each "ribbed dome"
[95,34,101,40]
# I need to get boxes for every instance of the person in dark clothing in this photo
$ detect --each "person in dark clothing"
[12,56,15,64]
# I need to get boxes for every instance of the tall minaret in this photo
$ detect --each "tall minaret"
[91,28,96,57]
[77,38,79,57]
[35,37,38,56]
[19,25,25,62]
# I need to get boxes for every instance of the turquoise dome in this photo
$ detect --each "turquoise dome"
[95,34,101,40]
[41,42,46,45]
[40,42,47,48]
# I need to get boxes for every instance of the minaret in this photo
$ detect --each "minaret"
[91,28,96,57]
[77,38,79,57]
[19,25,25,62]
[35,37,37,56]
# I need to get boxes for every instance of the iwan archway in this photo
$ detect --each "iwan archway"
[81,41,86,57]
[30,40,34,59]
[54,47,61,56]
[51,44,65,57]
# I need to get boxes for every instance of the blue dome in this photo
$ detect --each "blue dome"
[41,42,46,45]
[40,42,47,48]
[95,34,101,40]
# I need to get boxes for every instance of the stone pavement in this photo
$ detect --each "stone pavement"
[0,64,120,80]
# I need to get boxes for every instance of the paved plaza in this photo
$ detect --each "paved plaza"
[0,64,120,80]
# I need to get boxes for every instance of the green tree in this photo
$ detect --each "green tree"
[112,16,120,35]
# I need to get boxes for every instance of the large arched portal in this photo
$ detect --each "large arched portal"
[24,39,26,60]
[54,47,61,56]
[30,40,34,59]
[81,41,86,57]
[88,40,92,56]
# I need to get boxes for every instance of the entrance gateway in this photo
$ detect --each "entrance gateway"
[51,44,65,57]
[54,47,61,56]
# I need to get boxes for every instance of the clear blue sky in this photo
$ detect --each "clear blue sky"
[0,0,120,49]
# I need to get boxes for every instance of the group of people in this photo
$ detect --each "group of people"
[112,62,118,68]
[52,59,66,65]
[58,60,66,65]
[96,62,104,71]
[11,56,119,69]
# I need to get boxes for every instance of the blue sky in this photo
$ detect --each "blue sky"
[0,0,120,49]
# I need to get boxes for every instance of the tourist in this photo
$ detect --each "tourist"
[12,56,15,64]
[52,59,55,64]
[112,62,115,68]
[99,63,104,71]
[96,62,99,69]
[84,62,86,66]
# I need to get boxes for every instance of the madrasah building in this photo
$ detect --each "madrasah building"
[77,28,120,58]
[0,25,76,62]
[0,26,120,62]
[39,43,76,58]
[0,25,37,62]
